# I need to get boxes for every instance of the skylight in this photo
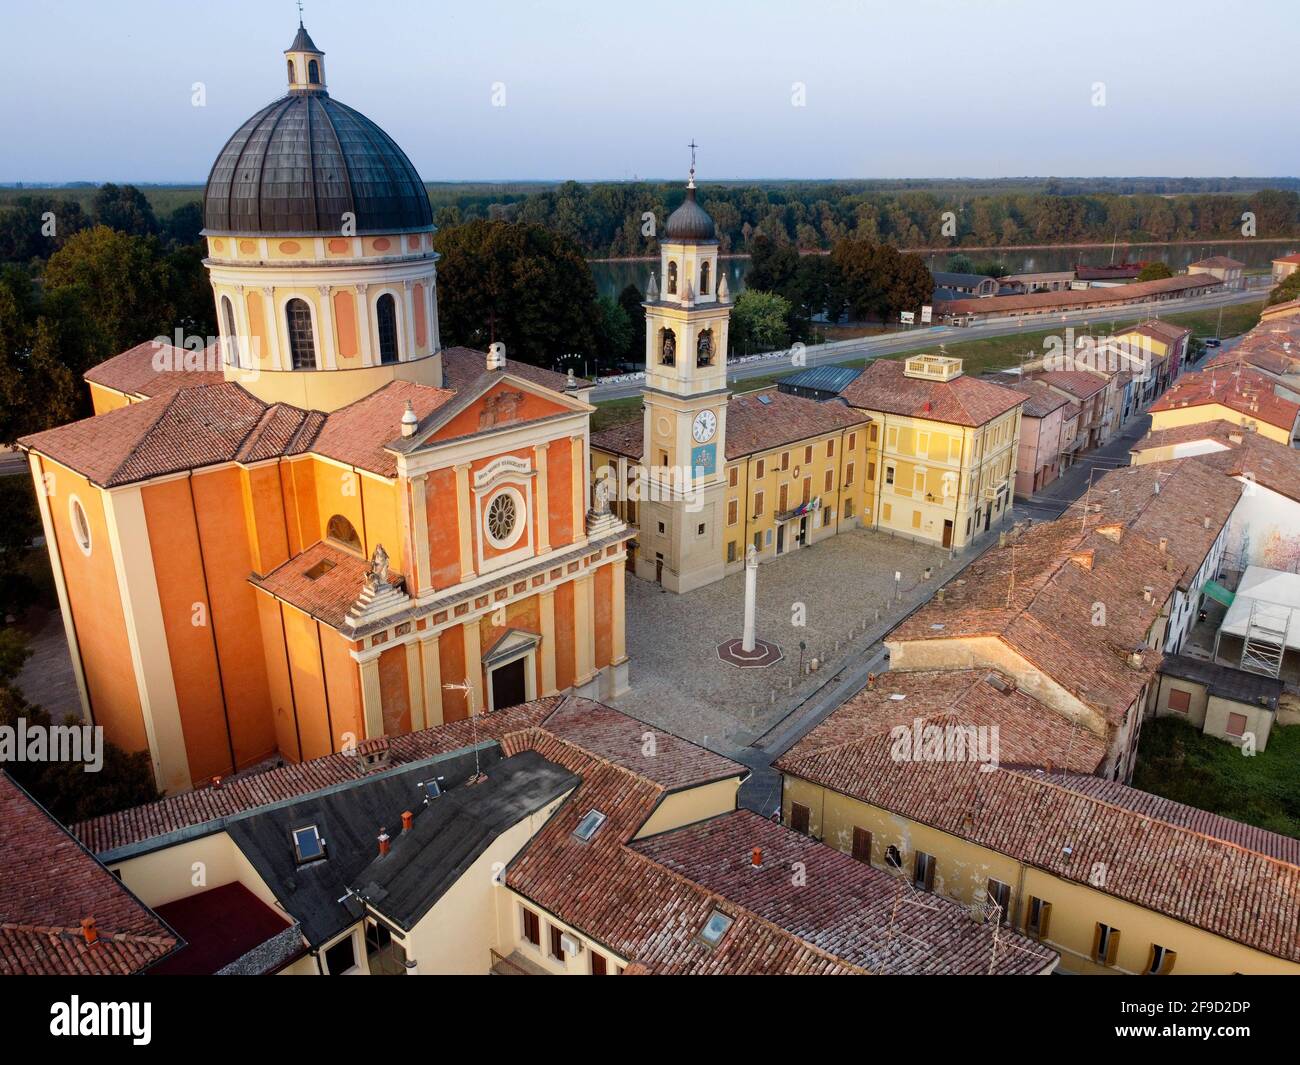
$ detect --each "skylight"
[757,394,772,405]
[421,778,443,802]
[698,909,733,948]
[573,809,607,842]
[292,824,325,864]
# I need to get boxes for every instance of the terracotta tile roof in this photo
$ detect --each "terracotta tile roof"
[1066,460,1243,591]
[1260,298,1300,321]
[840,359,1024,427]
[312,380,455,477]
[1211,319,1300,377]
[590,418,645,460]
[775,743,1300,963]
[83,340,225,398]
[591,389,871,463]
[19,383,317,488]
[780,670,1107,775]
[992,378,1072,419]
[1033,369,1109,402]
[1272,253,1300,265]
[890,519,1178,726]
[1189,256,1244,270]
[1042,774,1300,866]
[441,346,577,394]
[724,389,869,460]
[1149,364,1300,434]
[0,773,178,974]
[1124,319,1191,345]
[1190,434,1300,504]
[250,540,396,629]
[630,810,1057,974]
[1131,419,1241,454]
[941,274,1223,316]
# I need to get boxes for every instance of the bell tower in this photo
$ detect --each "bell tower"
[637,148,732,592]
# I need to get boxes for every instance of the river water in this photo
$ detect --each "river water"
[589,239,1300,299]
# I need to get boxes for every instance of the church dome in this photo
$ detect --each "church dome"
[202,27,432,236]
[664,184,716,243]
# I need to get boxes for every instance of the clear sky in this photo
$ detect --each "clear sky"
[3,0,1297,183]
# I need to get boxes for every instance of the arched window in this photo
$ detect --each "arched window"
[326,515,362,552]
[700,261,711,296]
[659,328,676,367]
[287,58,295,83]
[697,328,714,367]
[376,293,400,364]
[308,59,320,84]
[69,496,92,557]
[286,298,317,370]
[221,296,240,367]
[667,261,678,295]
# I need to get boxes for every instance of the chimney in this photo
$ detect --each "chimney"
[378,829,391,857]
[1143,586,1153,603]
[401,810,414,834]
[1158,536,1168,554]
[1127,649,1144,669]
[1203,516,1211,529]
[210,775,222,790]
[486,342,506,371]
[400,400,418,438]
[936,587,946,603]
[866,672,877,690]
[751,847,763,868]
[81,917,98,946]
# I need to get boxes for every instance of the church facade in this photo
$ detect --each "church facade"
[20,25,631,795]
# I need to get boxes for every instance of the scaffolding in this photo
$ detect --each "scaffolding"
[1238,599,1291,678]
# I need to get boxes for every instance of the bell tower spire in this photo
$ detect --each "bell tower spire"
[285,14,327,94]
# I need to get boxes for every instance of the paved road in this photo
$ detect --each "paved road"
[593,286,1264,401]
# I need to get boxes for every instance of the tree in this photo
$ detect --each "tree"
[831,239,933,323]
[0,195,88,264]
[591,296,633,373]
[41,226,177,357]
[433,219,598,367]
[617,283,645,364]
[730,290,791,354]
[91,183,159,237]
[162,201,205,246]
[747,235,800,293]
[1267,271,1300,306]
[1137,261,1173,282]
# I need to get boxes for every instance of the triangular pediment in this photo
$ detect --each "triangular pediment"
[399,371,590,453]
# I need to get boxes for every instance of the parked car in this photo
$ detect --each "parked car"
[1205,338,1221,347]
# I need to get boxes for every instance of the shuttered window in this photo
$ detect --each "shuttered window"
[851,827,872,863]
[790,802,810,834]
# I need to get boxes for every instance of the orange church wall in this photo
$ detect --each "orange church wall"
[188,468,276,768]
[280,458,318,557]
[547,436,575,548]
[594,562,613,670]
[378,644,411,736]
[333,290,359,360]
[89,383,130,415]
[425,467,461,590]
[239,464,291,576]
[320,625,365,749]
[472,447,536,566]
[39,462,147,754]
[280,605,333,761]
[439,625,468,721]
[255,595,302,763]
[141,477,232,781]
[479,595,541,668]
[432,382,569,442]
[553,580,576,693]
[413,283,427,350]
[359,475,403,571]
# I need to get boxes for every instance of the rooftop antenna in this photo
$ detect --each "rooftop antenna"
[442,677,481,777]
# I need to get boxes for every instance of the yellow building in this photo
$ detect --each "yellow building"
[836,355,1025,550]
[1149,364,1300,446]
[18,23,630,795]
[590,172,875,591]
[63,696,1056,975]
[774,673,1300,975]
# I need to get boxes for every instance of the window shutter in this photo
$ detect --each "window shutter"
[790,802,810,834]
[852,828,872,863]
[1037,901,1052,940]
[1092,923,1103,961]
[924,855,936,891]
[1106,928,1121,966]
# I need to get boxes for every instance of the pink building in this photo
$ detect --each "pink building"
[990,377,1071,496]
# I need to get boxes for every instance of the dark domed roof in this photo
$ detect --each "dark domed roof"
[663,184,716,243]
[203,93,432,236]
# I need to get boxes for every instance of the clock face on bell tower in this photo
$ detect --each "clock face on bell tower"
[692,409,716,443]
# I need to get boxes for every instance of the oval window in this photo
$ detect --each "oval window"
[484,489,525,549]
[69,496,92,556]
